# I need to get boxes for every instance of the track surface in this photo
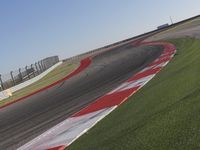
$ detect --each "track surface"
[0,43,163,149]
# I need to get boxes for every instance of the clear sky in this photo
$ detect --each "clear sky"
[0,0,199,74]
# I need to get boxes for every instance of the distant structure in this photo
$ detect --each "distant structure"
[157,23,169,29]
[41,56,59,70]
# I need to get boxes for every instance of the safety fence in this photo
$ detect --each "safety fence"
[0,56,59,91]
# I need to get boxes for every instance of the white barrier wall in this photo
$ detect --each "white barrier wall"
[0,91,9,100]
[0,61,63,101]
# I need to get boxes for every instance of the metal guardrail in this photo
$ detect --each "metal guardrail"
[0,56,59,91]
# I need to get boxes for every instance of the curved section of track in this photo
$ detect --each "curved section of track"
[0,57,91,109]
[0,42,163,149]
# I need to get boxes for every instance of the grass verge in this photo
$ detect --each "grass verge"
[0,62,78,106]
[68,38,200,150]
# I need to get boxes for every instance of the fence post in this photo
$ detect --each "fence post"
[25,66,31,79]
[0,74,4,90]
[35,62,39,75]
[40,61,44,71]
[43,61,47,70]
[31,64,36,77]
[41,61,45,71]
[19,68,23,82]
[38,61,42,73]
[10,71,16,86]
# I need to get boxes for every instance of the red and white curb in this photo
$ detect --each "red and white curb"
[18,41,176,150]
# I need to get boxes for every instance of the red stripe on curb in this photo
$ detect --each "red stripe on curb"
[73,87,140,117]
[149,57,171,67]
[161,51,175,57]
[158,53,173,60]
[47,145,65,150]
[127,67,161,82]
[0,57,91,109]
[155,55,172,62]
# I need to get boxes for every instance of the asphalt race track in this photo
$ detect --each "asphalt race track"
[0,43,163,149]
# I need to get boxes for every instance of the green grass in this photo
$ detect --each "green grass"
[68,38,200,150]
[0,62,78,106]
